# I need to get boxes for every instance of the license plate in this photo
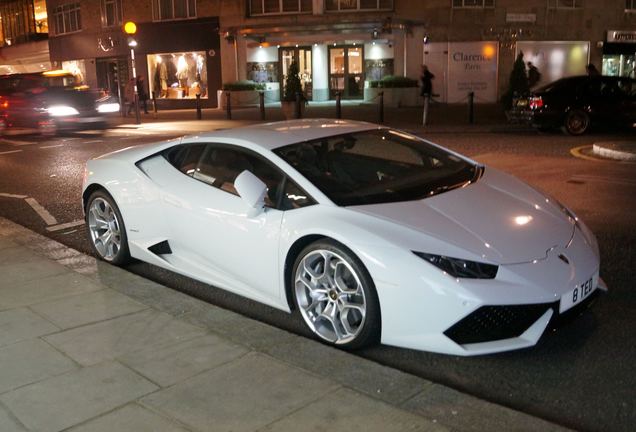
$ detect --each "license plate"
[559,277,596,313]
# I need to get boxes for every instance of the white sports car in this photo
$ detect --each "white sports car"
[82,119,606,356]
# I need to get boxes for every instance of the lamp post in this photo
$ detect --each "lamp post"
[124,21,140,124]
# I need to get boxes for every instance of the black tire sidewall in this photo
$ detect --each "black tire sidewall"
[565,110,589,135]
[85,190,131,265]
[292,238,381,350]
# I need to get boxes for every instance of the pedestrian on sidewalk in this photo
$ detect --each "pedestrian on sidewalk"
[136,75,149,114]
[124,78,135,116]
[420,64,435,126]
[527,62,541,88]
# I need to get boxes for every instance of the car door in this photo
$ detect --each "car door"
[165,143,287,306]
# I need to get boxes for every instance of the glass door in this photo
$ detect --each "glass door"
[329,46,364,99]
[279,47,313,100]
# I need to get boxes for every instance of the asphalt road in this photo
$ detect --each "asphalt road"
[1,124,635,432]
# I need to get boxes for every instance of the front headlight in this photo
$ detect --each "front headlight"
[414,252,498,279]
[97,102,120,113]
[47,105,79,117]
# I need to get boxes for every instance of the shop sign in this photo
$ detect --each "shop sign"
[447,41,498,103]
[607,30,636,43]
[506,13,536,23]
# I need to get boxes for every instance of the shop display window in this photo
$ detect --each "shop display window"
[247,62,279,83]
[147,51,207,99]
[602,55,636,77]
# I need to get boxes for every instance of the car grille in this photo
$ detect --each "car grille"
[444,302,556,345]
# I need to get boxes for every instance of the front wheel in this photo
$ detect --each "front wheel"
[564,109,590,135]
[292,240,380,349]
[86,190,130,265]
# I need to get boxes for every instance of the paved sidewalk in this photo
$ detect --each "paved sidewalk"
[0,217,569,432]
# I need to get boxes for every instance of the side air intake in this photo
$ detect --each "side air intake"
[148,240,172,255]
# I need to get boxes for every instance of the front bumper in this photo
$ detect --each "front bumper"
[371,226,604,356]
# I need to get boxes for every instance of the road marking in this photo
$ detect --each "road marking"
[46,220,85,232]
[0,149,23,155]
[82,140,103,144]
[0,192,28,199]
[25,197,58,225]
[40,144,64,149]
[0,138,36,146]
[570,145,605,162]
[569,174,636,187]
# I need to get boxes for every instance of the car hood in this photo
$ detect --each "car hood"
[347,167,574,265]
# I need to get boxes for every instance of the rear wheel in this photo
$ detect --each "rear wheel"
[564,109,590,135]
[292,239,380,349]
[86,190,130,265]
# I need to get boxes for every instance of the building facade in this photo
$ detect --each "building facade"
[45,0,222,108]
[0,0,50,74]
[220,0,636,104]
[28,1,636,106]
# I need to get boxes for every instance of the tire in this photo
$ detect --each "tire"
[564,109,590,135]
[85,190,131,265]
[292,239,381,349]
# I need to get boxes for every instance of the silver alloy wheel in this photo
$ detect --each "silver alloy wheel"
[87,197,122,261]
[294,249,367,344]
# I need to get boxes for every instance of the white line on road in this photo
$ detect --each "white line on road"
[25,197,58,225]
[40,144,64,149]
[0,192,28,199]
[0,138,36,146]
[0,149,23,155]
[569,175,636,187]
[46,220,85,232]
[82,140,104,144]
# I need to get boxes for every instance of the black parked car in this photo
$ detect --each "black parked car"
[511,75,636,135]
[0,71,119,135]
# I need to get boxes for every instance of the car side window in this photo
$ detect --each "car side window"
[164,143,206,176]
[280,178,316,210]
[195,146,285,208]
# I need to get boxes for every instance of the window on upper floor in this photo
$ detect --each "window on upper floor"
[451,0,495,8]
[249,0,313,15]
[101,0,123,27]
[53,2,81,35]
[325,0,393,11]
[152,0,196,21]
[626,0,636,11]
[548,0,582,9]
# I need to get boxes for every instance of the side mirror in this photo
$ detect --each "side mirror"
[234,170,267,215]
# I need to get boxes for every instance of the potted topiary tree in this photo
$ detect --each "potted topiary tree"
[281,61,305,119]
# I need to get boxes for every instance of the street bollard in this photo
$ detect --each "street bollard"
[335,91,341,119]
[295,92,302,119]
[378,91,384,123]
[196,94,202,120]
[259,91,265,120]
[226,91,232,120]
[468,91,474,124]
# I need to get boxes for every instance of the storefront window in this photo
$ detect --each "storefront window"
[61,59,86,84]
[602,55,636,77]
[147,52,207,99]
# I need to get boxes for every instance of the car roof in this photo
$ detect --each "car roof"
[192,119,382,151]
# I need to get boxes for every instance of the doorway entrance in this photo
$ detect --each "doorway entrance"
[279,47,312,100]
[328,46,364,99]
[96,57,128,102]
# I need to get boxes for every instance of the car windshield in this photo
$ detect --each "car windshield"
[274,129,478,206]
